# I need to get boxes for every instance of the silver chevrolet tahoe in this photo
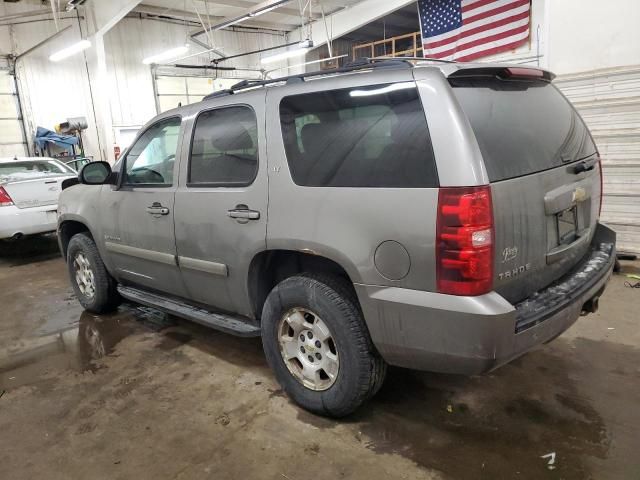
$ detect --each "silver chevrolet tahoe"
[58,59,616,417]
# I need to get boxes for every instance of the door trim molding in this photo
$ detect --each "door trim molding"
[178,256,228,277]
[105,242,176,266]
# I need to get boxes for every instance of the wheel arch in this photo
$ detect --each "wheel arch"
[247,249,359,320]
[58,219,93,259]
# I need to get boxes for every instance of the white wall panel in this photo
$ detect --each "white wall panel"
[556,66,640,253]
[0,6,285,159]
[104,17,285,127]
[547,0,640,75]
[6,18,101,158]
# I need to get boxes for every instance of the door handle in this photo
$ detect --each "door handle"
[146,203,170,216]
[227,207,260,220]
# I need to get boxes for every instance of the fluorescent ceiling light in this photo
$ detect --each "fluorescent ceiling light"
[261,40,313,65]
[261,48,309,65]
[349,82,415,97]
[143,45,189,65]
[49,39,91,62]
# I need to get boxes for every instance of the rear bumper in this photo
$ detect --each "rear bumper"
[356,223,616,375]
[0,204,58,239]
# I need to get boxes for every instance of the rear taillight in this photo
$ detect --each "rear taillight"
[0,186,14,207]
[597,156,603,218]
[436,186,494,296]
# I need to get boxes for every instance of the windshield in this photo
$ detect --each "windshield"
[451,78,597,182]
[0,160,74,182]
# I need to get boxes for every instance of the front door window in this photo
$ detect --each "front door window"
[124,117,181,186]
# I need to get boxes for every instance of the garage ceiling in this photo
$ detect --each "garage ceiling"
[138,0,363,32]
[340,3,418,42]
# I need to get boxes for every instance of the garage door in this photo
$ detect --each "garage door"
[556,66,640,254]
[0,70,27,158]
[154,75,246,113]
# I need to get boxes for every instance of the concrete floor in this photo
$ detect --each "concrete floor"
[1,235,639,480]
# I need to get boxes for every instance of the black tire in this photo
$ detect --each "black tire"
[261,273,386,417]
[66,233,121,313]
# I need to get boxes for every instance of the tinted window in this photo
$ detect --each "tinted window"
[279,82,438,187]
[189,106,258,186]
[0,160,73,181]
[124,117,181,185]
[451,78,597,182]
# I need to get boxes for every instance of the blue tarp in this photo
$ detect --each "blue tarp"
[34,126,79,150]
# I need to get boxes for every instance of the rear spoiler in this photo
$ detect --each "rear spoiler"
[448,66,555,82]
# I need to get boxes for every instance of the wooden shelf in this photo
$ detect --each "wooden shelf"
[352,31,423,60]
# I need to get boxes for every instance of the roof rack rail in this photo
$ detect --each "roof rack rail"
[202,57,414,101]
[205,89,235,99]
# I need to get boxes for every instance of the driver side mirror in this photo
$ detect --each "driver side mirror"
[79,161,115,185]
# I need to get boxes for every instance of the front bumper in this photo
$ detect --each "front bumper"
[355,223,616,375]
[0,204,58,239]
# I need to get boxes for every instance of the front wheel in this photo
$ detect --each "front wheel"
[66,233,121,313]
[261,273,386,417]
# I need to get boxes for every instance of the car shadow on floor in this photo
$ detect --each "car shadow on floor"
[0,234,61,267]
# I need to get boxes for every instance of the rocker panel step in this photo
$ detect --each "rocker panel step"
[117,285,261,337]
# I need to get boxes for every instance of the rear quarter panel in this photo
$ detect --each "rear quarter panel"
[264,69,440,291]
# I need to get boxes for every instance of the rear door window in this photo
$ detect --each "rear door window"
[451,78,597,182]
[279,82,438,188]
[188,106,258,187]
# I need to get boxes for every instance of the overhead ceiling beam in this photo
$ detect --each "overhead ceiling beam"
[134,5,225,24]
[134,4,291,32]
[172,0,314,19]
[0,8,52,22]
[289,0,416,46]
[194,0,292,33]
[90,0,143,36]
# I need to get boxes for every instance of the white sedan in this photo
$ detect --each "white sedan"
[0,157,77,240]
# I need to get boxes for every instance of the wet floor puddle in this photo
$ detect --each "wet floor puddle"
[296,338,640,479]
[0,304,174,392]
[353,366,608,479]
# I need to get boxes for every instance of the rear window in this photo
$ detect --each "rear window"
[451,78,597,182]
[0,160,73,182]
[279,82,438,188]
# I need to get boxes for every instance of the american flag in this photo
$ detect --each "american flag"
[418,0,530,62]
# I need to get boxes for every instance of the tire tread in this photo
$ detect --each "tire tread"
[262,272,386,417]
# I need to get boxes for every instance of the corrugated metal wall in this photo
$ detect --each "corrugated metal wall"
[556,65,640,254]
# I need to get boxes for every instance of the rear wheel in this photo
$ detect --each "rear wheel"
[67,233,121,313]
[261,273,386,417]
